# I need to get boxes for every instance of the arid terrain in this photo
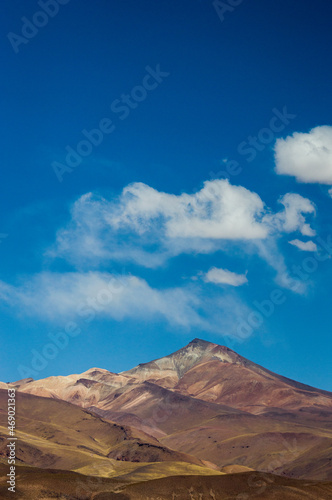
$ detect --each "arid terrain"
[1,338,332,499]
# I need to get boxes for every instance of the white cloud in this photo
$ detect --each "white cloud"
[49,180,316,273]
[0,272,252,336]
[329,188,332,198]
[48,179,270,269]
[264,193,316,237]
[289,239,318,252]
[107,179,269,240]
[275,126,332,184]
[203,267,248,286]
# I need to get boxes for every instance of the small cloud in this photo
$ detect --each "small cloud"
[275,126,332,184]
[328,188,332,198]
[203,267,248,286]
[289,239,318,252]
[264,193,316,237]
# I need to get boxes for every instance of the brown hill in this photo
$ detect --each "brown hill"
[0,389,206,475]
[107,472,332,500]
[1,463,332,500]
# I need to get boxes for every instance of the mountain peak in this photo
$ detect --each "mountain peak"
[188,338,213,346]
[187,338,229,352]
[122,338,243,384]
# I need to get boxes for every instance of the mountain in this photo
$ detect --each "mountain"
[122,338,332,413]
[1,338,332,498]
[13,338,332,415]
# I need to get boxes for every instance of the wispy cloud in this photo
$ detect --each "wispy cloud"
[253,239,307,294]
[289,239,318,252]
[0,271,251,336]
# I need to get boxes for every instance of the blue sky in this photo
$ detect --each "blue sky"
[0,0,332,390]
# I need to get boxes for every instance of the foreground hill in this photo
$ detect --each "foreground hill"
[0,463,331,500]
